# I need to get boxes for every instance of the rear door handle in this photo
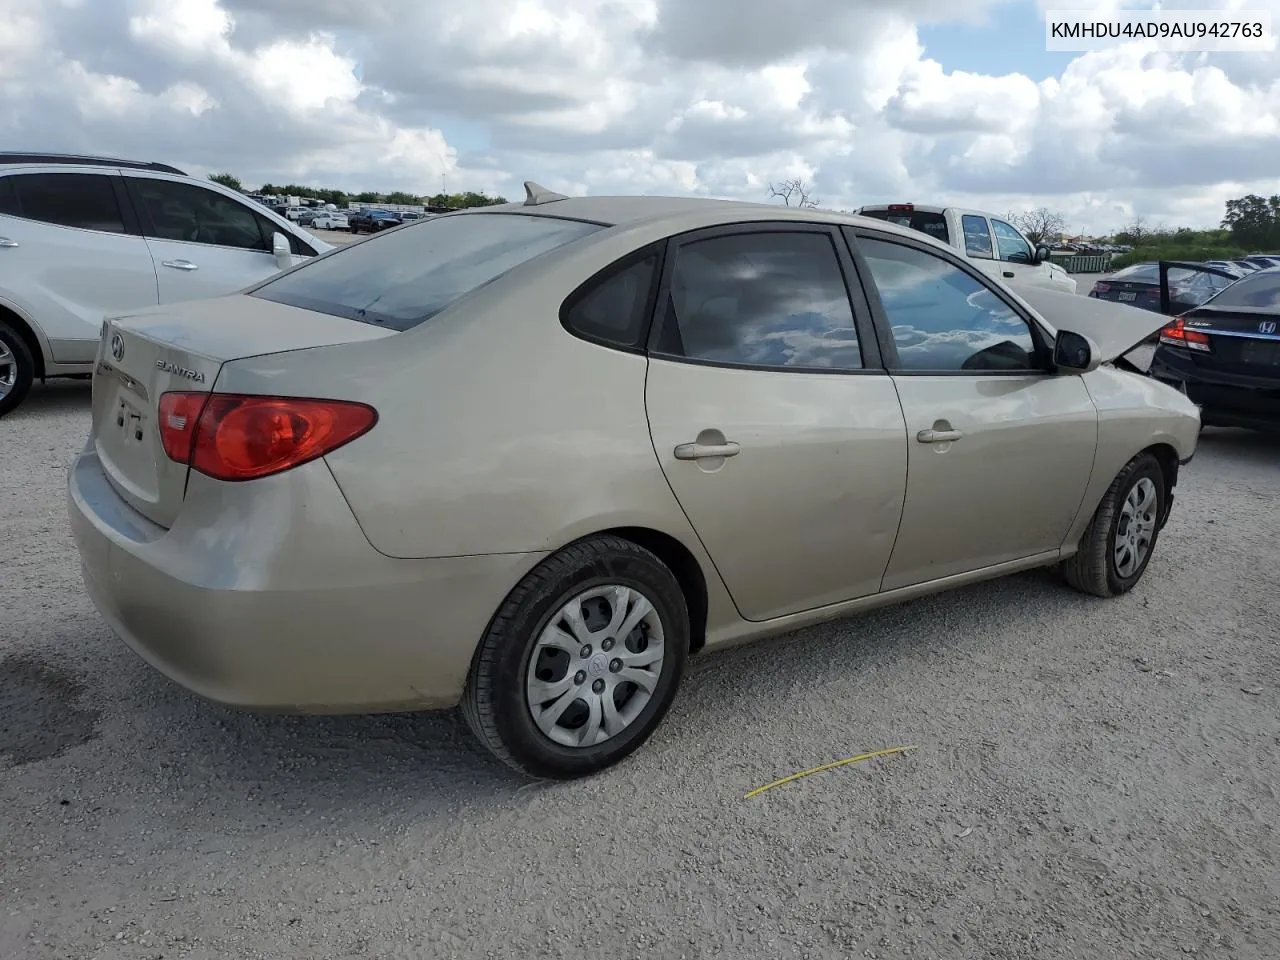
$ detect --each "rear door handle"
[161,259,199,271]
[674,441,741,460]
[917,429,963,443]
[1002,270,1015,278]
[0,237,19,248]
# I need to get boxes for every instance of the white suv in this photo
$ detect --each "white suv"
[0,153,331,416]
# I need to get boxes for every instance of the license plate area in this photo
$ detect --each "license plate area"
[115,395,149,447]
[1240,339,1280,366]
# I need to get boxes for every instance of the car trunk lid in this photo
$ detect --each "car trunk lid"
[1091,280,1163,311]
[91,295,395,529]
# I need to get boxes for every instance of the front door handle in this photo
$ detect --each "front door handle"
[674,441,741,460]
[0,237,19,248]
[161,259,199,271]
[917,428,963,443]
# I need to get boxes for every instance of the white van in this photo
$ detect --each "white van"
[856,203,1077,294]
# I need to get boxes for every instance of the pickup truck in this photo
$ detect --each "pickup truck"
[855,203,1077,294]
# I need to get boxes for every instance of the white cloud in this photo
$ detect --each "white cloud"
[0,0,1278,233]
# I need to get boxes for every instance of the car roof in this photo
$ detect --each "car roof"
[470,191,933,244]
[0,151,186,175]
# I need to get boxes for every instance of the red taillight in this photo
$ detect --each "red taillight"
[158,392,377,481]
[158,392,209,464]
[887,203,914,211]
[1158,316,1212,353]
[1093,282,1111,294]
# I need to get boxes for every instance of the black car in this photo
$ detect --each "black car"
[1088,261,1244,315]
[1149,266,1280,433]
[349,208,403,233]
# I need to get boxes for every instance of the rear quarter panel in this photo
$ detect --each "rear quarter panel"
[213,222,725,565]
[1061,365,1200,551]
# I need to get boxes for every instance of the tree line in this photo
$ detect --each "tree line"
[207,172,506,210]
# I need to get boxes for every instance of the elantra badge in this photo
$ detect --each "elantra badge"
[155,359,206,383]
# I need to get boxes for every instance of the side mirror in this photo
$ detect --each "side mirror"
[272,231,292,271]
[1053,329,1102,374]
[1035,244,1053,265]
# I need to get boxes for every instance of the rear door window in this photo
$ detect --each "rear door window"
[652,230,863,371]
[960,215,993,258]
[251,213,604,330]
[3,172,126,234]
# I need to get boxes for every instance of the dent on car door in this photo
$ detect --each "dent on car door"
[643,224,909,622]
[125,177,289,303]
[846,229,1098,589]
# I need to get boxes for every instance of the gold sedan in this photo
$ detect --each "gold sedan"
[68,184,1200,779]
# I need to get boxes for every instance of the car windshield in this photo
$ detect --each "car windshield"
[1112,263,1160,282]
[1112,263,1204,287]
[251,212,605,331]
[859,209,951,244]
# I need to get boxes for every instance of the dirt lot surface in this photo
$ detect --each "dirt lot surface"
[311,228,358,245]
[2,384,1277,960]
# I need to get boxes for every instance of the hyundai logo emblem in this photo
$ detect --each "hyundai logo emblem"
[109,333,125,362]
[1260,320,1278,335]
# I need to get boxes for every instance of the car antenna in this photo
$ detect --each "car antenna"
[523,180,569,206]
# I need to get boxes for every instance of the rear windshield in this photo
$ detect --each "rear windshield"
[859,209,950,245]
[251,212,605,330]
[1112,263,1159,282]
[1203,269,1280,309]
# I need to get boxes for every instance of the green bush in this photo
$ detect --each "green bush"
[1112,242,1247,271]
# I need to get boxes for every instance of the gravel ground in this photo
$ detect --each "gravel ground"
[2,381,1278,960]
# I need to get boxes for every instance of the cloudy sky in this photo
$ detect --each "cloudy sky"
[2,0,1278,234]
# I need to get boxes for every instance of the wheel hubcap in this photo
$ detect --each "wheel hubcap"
[0,339,16,398]
[1114,476,1158,578]
[525,584,666,749]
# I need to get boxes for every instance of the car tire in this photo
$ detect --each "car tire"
[1061,452,1165,598]
[0,320,35,418]
[462,535,690,780]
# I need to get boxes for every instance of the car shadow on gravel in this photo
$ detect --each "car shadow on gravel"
[3,379,92,420]
[1194,426,1280,464]
[0,654,102,766]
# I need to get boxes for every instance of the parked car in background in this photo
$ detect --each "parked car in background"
[1240,254,1280,270]
[298,210,349,230]
[69,185,1198,780]
[0,152,330,417]
[349,209,403,233]
[1149,266,1280,433]
[1087,261,1241,316]
[855,202,1077,293]
[310,212,349,230]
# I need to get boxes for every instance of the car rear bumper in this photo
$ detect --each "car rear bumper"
[1149,349,1280,433]
[67,444,544,713]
